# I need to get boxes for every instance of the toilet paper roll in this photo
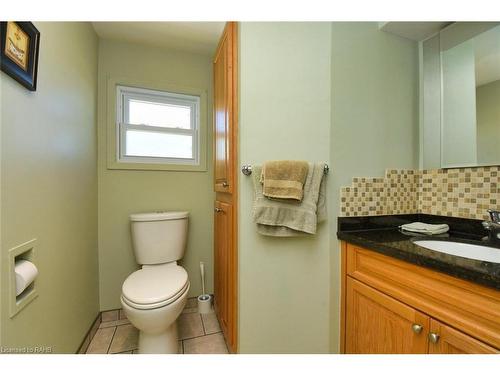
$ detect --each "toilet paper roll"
[15,259,38,296]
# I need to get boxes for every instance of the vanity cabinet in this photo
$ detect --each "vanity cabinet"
[213,22,238,353]
[341,241,500,354]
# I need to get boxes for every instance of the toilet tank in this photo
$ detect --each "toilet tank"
[129,211,189,265]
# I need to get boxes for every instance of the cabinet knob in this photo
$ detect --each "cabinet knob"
[222,181,229,188]
[411,324,423,334]
[429,332,440,343]
[215,207,224,213]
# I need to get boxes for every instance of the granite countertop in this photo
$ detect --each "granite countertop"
[337,214,500,291]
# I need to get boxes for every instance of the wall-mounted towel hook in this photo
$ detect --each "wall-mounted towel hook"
[241,164,329,176]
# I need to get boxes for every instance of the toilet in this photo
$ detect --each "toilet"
[121,211,190,354]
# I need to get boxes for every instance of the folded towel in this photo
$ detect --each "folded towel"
[400,222,450,235]
[261,160,309,201]
[252,163,327,236]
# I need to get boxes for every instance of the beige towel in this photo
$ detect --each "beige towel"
[252,163,327,236]
[261,160,309,201]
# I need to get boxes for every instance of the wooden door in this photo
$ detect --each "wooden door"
[213,22,238,353]
[345,277,430,354]
[213,23,235,193]
[428,319,499,354]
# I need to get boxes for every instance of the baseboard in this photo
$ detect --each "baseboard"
[76,313,102,354]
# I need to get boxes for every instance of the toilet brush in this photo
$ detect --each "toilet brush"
[201,261,206,296]
[197,261,212,314]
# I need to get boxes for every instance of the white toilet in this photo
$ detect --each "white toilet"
[121,211,190,354]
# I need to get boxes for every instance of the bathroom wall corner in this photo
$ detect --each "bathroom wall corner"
[97,39,215,311]
[329,22,420,353]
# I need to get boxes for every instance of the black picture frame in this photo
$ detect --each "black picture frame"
[0,22,40,91]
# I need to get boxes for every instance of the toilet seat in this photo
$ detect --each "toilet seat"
[122,263,189,310]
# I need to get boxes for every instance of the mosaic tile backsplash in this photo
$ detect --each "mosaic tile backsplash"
[340,170,418,216]
[340,166,500,221]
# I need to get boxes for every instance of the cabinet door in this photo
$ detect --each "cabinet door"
[428,319,499,354]
[214,200,232,337]
[213,24,234,193]
[213,22,238,353]
[346,277,430,354]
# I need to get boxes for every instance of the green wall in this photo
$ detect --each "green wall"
[237,21,418,354]
[0,22,99,353]
[97,39,214,310]
[329,22,419,352]
[238,22,332,353]
[0,61,3,344]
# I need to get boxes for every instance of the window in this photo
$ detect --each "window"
[116,85,200,165]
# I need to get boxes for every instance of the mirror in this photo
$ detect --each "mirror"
[439,23,500,168]
[421,22,500,169]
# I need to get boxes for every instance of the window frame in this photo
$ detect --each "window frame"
[106,77,208,172]
[116,85,201,166]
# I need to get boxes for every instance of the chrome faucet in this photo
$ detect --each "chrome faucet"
[482,210,500,243]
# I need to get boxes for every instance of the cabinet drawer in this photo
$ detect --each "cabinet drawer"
[345,242,500,349]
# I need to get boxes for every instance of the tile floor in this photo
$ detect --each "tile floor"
[86,298,228,354]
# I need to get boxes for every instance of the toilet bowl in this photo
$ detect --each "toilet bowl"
[121,211,190,354]
[121,262,190,353]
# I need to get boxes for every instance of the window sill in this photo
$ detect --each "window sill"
[107,159,207,172]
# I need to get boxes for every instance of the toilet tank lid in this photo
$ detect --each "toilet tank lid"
[130,211,189,222]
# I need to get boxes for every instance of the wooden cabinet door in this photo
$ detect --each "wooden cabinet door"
[213,22,238,353]
[428,319,499,354]
[346,277,430,354]
[214,200,233,341]
[213,23,235,193]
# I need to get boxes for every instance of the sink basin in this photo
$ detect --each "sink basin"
[413,240,500,263]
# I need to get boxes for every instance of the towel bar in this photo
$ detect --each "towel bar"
[241,164,329,176]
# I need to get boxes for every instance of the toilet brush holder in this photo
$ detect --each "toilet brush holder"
[197,261,212,314]
[197,294,212,314]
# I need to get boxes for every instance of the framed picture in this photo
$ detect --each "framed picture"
[0,22,40,91]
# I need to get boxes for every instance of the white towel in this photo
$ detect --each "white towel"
[400,222,449,235]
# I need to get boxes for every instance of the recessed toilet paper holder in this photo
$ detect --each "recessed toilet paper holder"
[8,239,39,318]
